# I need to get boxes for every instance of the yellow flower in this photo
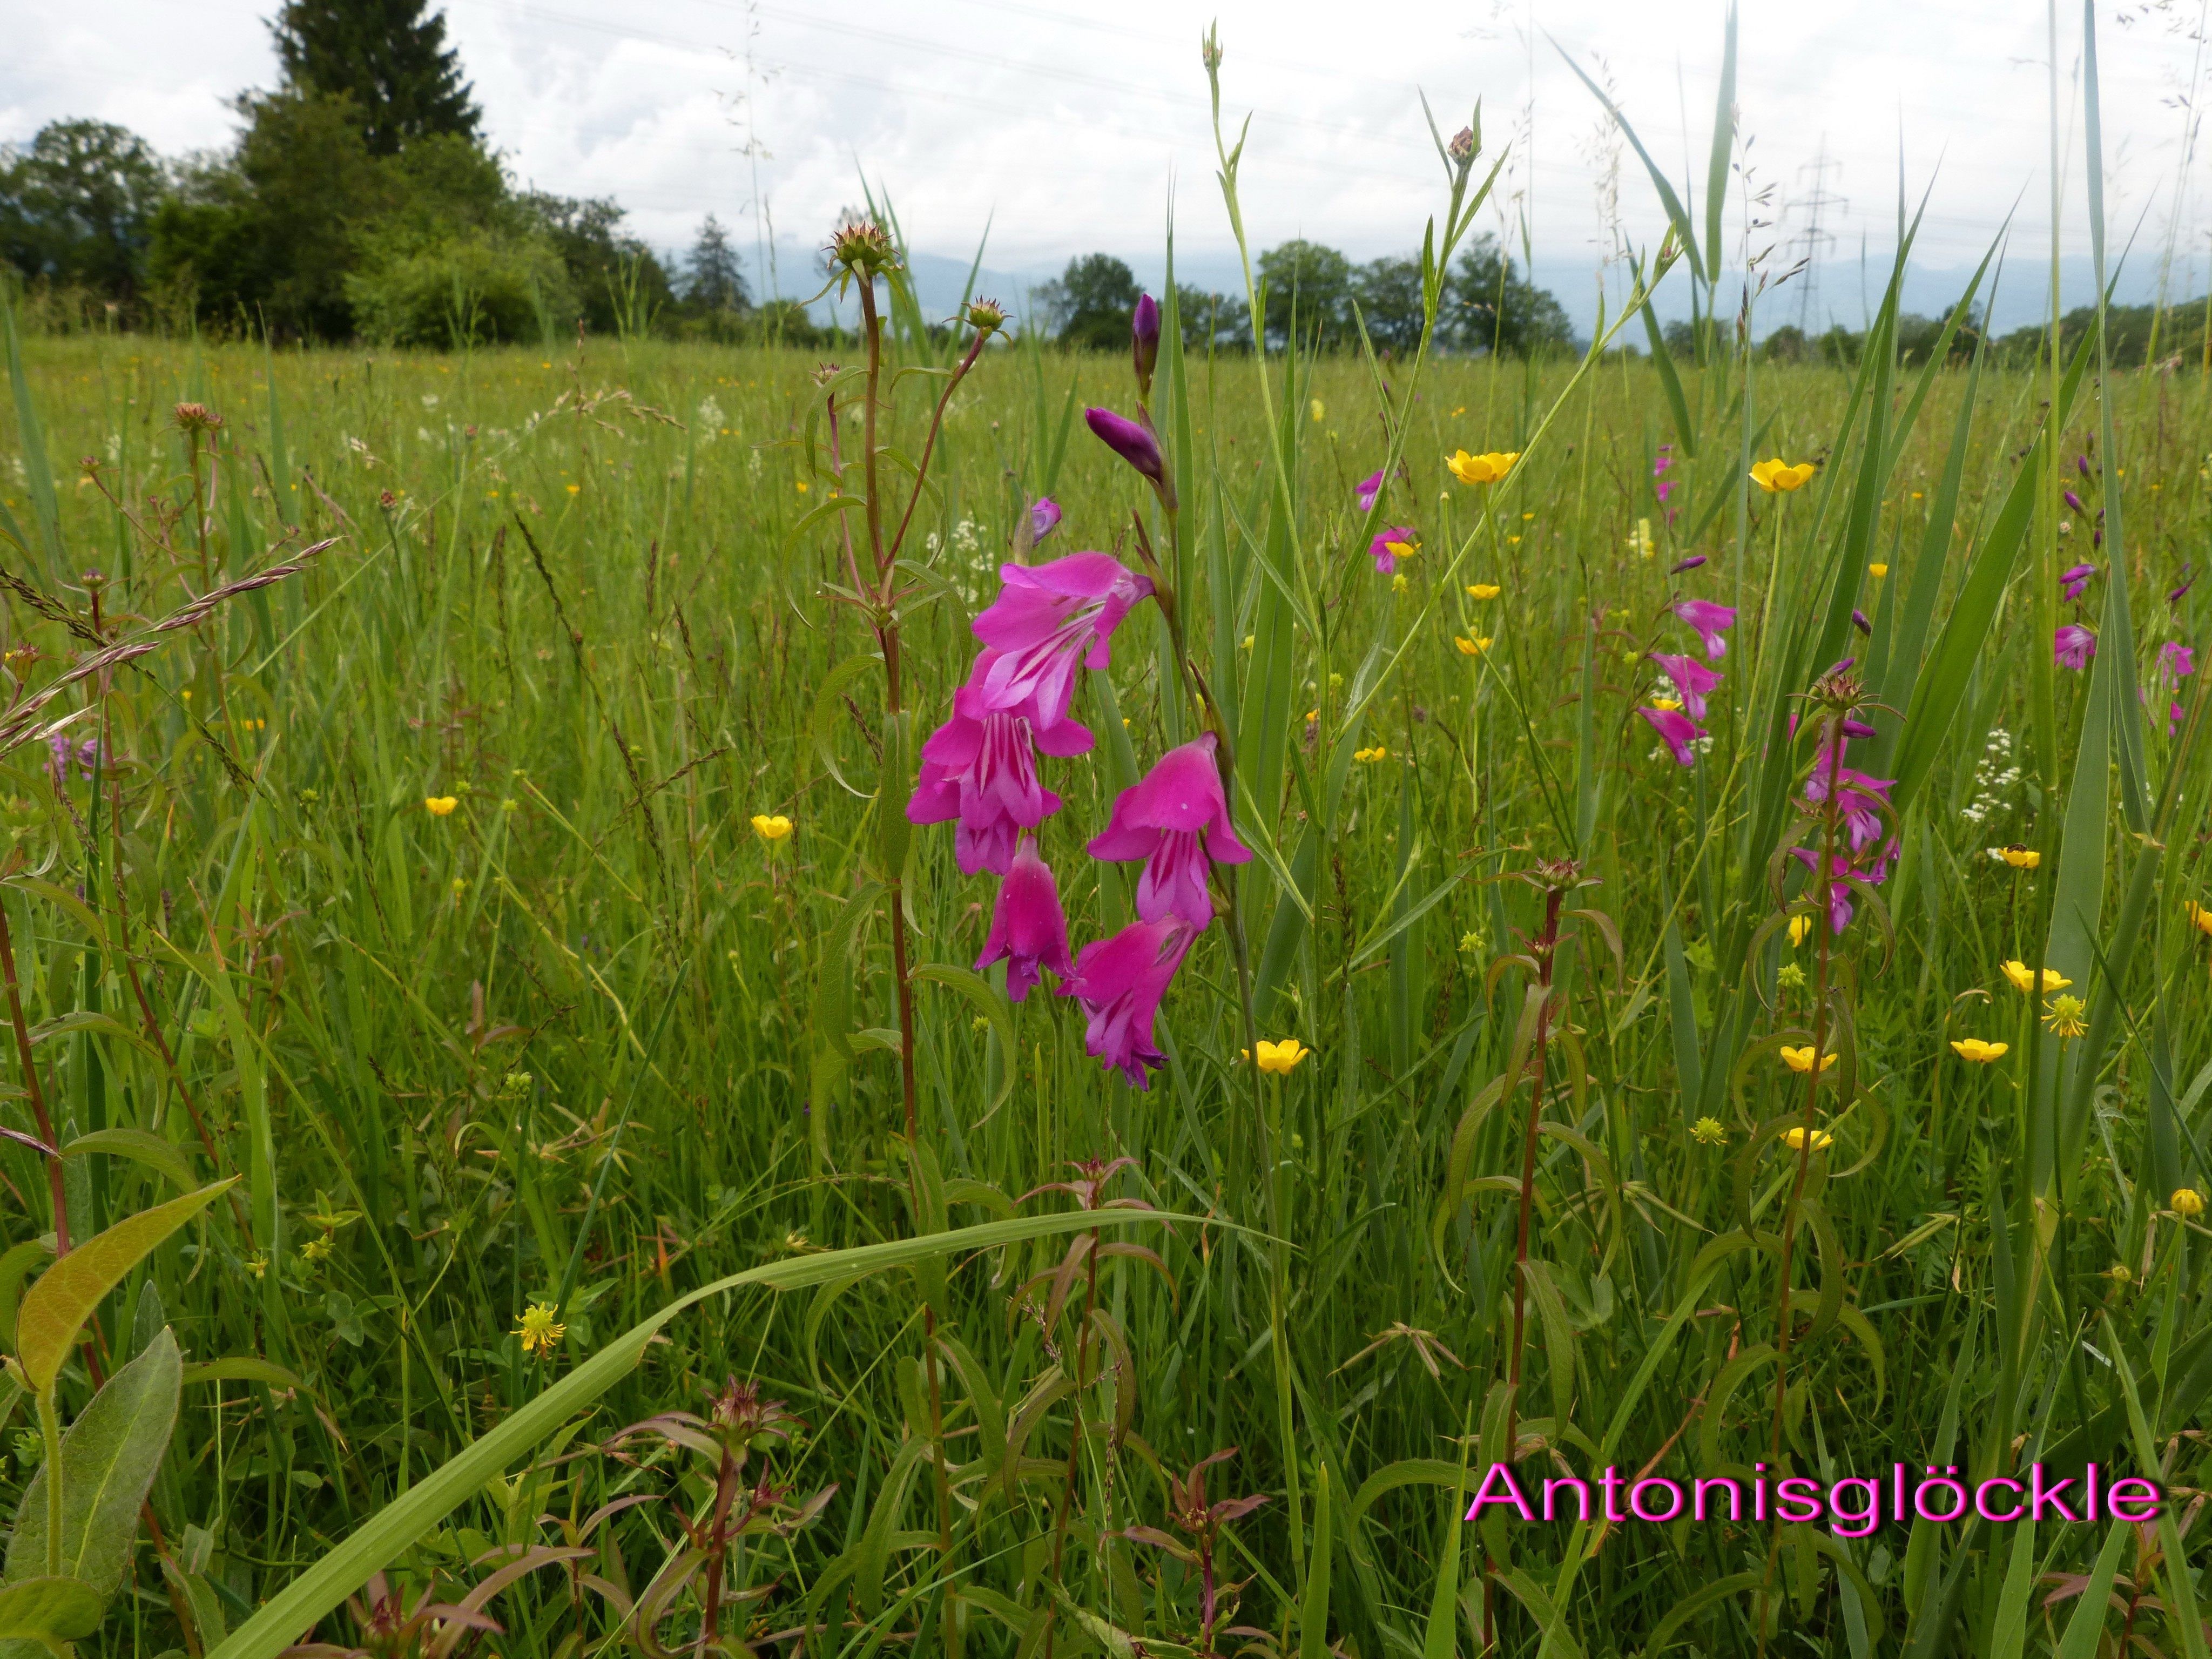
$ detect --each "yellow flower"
[2000,960,2069,994]
[1749,457,1817,493]
[515,1300,567,1358]
[1353,745,1388,764]
[1240,634,1255,650]
[1786,915,1813,948]
[1628,518,1655,558]
[2184,901,2212,938]
[1950,1038,2008,1063]
[1385,538,1419,562]
[2042,994,2088,1039]
[1691,1116,1727,1145]
[300,1233,333,1263]
[1454,635,1493,657]
[1446,449,1520,485]
[1868,563,1889,579]
[1309,399,1325,422]
[1779,1045,1837,1074]
[2172,1188,2206,1219]
[1391,573,1409,594]
[1990,845,2040,870]
[1254,1037,1310,1074]
[424,795,458,817]
[1650,697,1683,713]
[565,483,581,495]
[1467,583,1501,601]
[751,813,794,843]
[1781,1125,1835,1152]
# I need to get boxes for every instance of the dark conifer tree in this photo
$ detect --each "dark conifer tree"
[269,0,481,156]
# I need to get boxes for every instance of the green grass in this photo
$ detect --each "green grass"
[0,73,2210,1659]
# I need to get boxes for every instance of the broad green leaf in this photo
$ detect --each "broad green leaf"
[179,1358,304,1391]
[6,1331,181,1594]
[0,1576,104,1649]
[14,1182,235,1392]
[62,1129,197,1195]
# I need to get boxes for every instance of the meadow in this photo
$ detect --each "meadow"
[0,30,2210,1659]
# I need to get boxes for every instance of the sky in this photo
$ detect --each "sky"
[5,0,2210,334]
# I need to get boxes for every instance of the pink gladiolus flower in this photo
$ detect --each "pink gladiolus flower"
[1132,294,1160,395]
[1088,733,1253,930]
[1355,470,1383,513]
[1639,706,1704,767]
[1029,497,1062,544]
[2054,624,2096,671]
[1059,917,1194,1089]
[2060,562,2096,601]
[1647,652,1722,720]
[1672,599,1738,661]
[2170,564,2195,605]
[907,671,1093,874]
[1668,555,1707,575]
[976,837,1076,1001]
[2159,640,2194,680]
[1367,525,1418,574]
[1805,765,1896,854]
[1085,407,1164,482]
[972,552,1152,731]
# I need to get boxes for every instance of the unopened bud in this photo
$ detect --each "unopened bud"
[1132,293,1160,398]
[1201,25,1223,71]
[171,401,221,435]
[965,298,1007,335]
[1448,125,1475,163]
[828,213,898,276]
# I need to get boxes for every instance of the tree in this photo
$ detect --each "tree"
[0,120,167,299]
[1353,255,1426,353]
[270,0,481,157]
[1256,239,1352,347]
[1035,253,1141,350]
[1444,235,1573,358]
[685,215,748,312]
[516,191,675,336]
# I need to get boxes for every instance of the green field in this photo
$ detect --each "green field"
[1,93,2210,1659]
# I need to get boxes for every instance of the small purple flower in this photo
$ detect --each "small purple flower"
[2077,453,2092,479]
[976,836,1076,1001]
[1851,609,1871,636]
[1058,917,1194,1089]
[1088,733,1253,931]
[1672,599,1739,662]
[2159,640,2195,681]
[1668,555,1707,575]
[1648,652,1722,720]
[1638,706,1705,768]
[45,733,70,788]
[1085,406,1164,483]
[1028,497,1062,545]
[2169,564,2195,606]
[2060,562,2096,602]
[2054,624,2097,671]
[1367,525,1419,574]
[1805,765,1896,854]
[972,552,1154,731]
[2170,701,2187,737]
[2063,489,2085,516]
[1355,470,1383,514]
[1132,293,1160,396]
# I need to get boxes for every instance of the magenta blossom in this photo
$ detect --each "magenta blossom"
[1367,525,1419,574]
[972,552,1152,731]
[2170,564,2195,606]
[2054,624,2096,671]
[1355,470,1383,514]
[1648,652,1722,720]
[1132,294,1160,395]
[1669,555,1707,575]
[1791,839,1898,935]
[1805,764,1896,853]
[977,837,1076,1001]
[2158,640,2194,681]
[1653,445,1675,504]
[1638,706,1705,768]
[1672,599,1739,661]
[2063,489,2085,517]
[2060,562,2096,601]
[908,678,1092,875]
[1059,918,1193,1089]
[1088,733,1253,930]
[2170,701,2187,737]
[1085,407,1164,483]
[1028,497,1062,544]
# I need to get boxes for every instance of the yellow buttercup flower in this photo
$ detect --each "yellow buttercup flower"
[1781,1125,1835,1152]
[1868,563,1889,579]
[2042,994,2088,1040]
[515,1300,567,1358]
[1446,449,1519,485]
[1691,1116,1727,1145]
[1650,697,1683,712]
[1950,1038,2008,1063]
[2185,901,2212,938]
[1467,583,1501,601]
[751,813,794,843]
[1353,745,1388,764]
[2001,960,2069,994]
[424,795,458,817]
[1309,399,1325,423]
[1787,915,1813,948]
[2170,1188,2205,1218]
[1454,635,1493,657]
[1253,1037,1310,1075]
[1385,538,1419,562]
[1750,457,1817,493]
[1779,1046,1837,1074]
[1991,846,2040,870]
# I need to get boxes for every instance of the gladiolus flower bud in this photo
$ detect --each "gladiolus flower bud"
[1132,293,1160,399]
[1085,407,1165,484]
[1668,555,1707,575]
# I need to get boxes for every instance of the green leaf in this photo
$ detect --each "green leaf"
[0,1577,104,1651]
[62,1129,197,1195]
[908,962,1019,1121]
[179,1359,304,1391]
[1702,4,1737,279]
[810,653,886,798]
[0,1243,53,1352]
[14,1182,236,1393]
[1299,1462,1332,1659]
[6,1331,181,1595]
[206,1205,1201,1659]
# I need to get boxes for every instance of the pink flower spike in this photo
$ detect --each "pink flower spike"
[1367,525,1418,574]
[972,553,1153,731]
[1639,706,1704,767]
[977,837,1076,1001]
[1058,918,1193,1089]
[1088,733,1253,931]
[1029,497,1062,544]
[2054,624,2096,671]
[1672,599,1738,661]
[1647,652,1722,720]
[908,703,1064,876]
[2158,640,2194,681]
[1355,470,1383,513]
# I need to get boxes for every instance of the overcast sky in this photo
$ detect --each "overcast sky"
[6,0,2209,329]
